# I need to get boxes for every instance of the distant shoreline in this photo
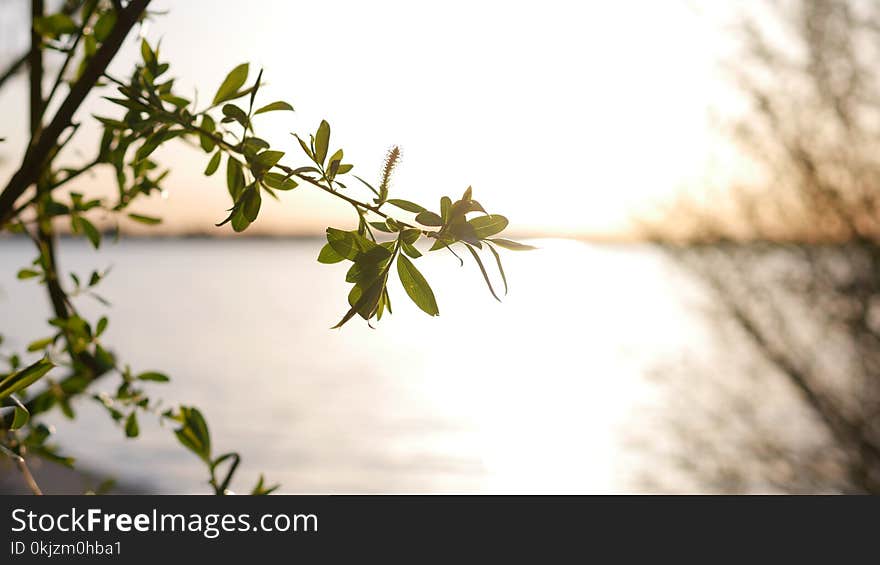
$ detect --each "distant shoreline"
[0,233,623,243]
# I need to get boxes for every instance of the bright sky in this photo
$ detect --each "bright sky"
[0,0,732,237]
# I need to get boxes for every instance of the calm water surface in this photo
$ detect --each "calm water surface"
[0,238,709,493]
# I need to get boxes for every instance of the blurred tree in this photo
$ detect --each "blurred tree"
[0,0,531,494]
[647,0,880,493]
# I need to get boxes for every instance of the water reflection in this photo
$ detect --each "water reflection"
[0,238,705,493]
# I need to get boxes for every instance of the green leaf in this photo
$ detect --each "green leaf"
[293,134,313,160]
[488,238,537,251]
[230,205,251,232]
[163,93,186,108]
[263,172,298,191]
[464,244,501,302]
[386,199,426,213]
[416,211,443,227]
[96,316,108,337]
[222,104,248,126]
[34,13,77,36]
[204,151,222,176]
[199,115,216,152]
[326,228,361,260]
[251,474,280,495]
[2,396,30,431]
[242,137,270,156]
[140,39,156,68]
[345,247,393,286]
[450,198,486,217]
[369,221,394,233]
[254,101,294,115]
[137,371,170,382]
[94,115,127,130]
[317,243,345,264]
[402,241,422,258]
[103,96,151,113]
[134,130,165,162]
[125,412,139,438]
[401,229,421,244]
[11,404,29,430]
[377,287,391,320]
[327,148,343,164]
[486,242,508,295]
[314,120,330,166]
[212,63,250,105]
[94,344,114,370]
[75,216,101,249]
[253,150,284,172]
[226,157,245,200]
[449,220,482,247]
[0,357,54,400]
[93,11,116,42]
[429,235,455,253]
[440,196,452,222]
[469,214,509,239]
[17,269,40,280]
[248,67,264,108]
[201,113,216,132]
[174,406,212,463]
[326,148,344,179]
[397,255,439,316]
[27,337,54,352]
[128,213,161,225]
[241,186,262,222]
[345,261,374,285]
[89,270,103,287]
[333,276,387,328]
[32,445,74,468]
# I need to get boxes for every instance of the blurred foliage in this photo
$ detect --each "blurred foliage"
[645,0,880,493]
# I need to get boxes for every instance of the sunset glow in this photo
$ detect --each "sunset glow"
[0,0,729,237]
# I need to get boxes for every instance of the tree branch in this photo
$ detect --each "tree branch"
[0,443,43,495]
[30,0,44,136]
[0,1,82,92]
[0,53,28,92]
[16,455,44,495]
[39,1,99,123]
[0,0,152,227]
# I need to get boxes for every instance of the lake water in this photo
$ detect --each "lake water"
[0,237,712,493]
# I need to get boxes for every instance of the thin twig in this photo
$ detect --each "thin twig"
[16,456,44,495]
[102,73,426,231]
[0,1,81,92]
[40,2,99,123]
[0,444,43,495]
[0,52,28,91]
